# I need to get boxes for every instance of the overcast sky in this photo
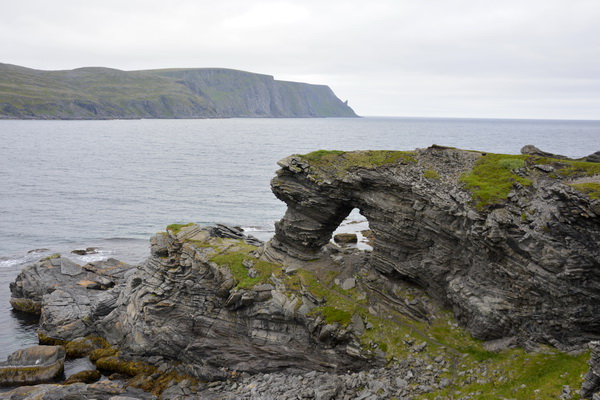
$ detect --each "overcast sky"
[2,0,599,119]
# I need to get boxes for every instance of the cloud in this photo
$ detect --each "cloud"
[1,0,599,118]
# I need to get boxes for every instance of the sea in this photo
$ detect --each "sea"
[1,116,599,364]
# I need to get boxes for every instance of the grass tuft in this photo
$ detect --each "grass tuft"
[570,182,600,199]
[460,154,532,208]
[298,150,417,181]
[166,223,194,234]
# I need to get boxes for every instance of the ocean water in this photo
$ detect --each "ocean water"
[0,116,599,361]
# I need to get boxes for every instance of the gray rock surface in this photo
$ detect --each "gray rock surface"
[1,380,157,400]
[266,146,600,346]
[585,150,600,163]
[582,342,600,398]
[9,256,135,340]
[521,144,569,159]
[522,144,600,164]
[95,224,373,379]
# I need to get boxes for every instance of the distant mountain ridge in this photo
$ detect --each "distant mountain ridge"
[0,63,358,119]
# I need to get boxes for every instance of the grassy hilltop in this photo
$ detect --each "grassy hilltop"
[0,63,357,119]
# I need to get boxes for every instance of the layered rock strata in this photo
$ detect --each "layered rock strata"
[95,224,373,377]
[582,341,600,398]
[0,346,65,386]
[9,256,135,339]
[266,146,600,347]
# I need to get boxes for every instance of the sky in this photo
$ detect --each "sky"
[1,0,599,120]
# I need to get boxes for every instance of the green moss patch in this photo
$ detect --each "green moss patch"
[460,154,532,208]
[166,223,194,234]
[89,346,118,362]
[299,150,417,180]
[423,169,440,180]
[95,355,156,377]
[418,347,589,400]
[570,182,600,199]
[62,369,101,385]
[320,306,353,325]
[40,253,61,261]
[209,242,282,289]
[551,160,600,178]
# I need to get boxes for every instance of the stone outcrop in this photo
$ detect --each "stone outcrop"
[9,256,135,339]
[582,342,600,398]
[2,380,157,400]
[7,145,600,398]
[95,224,373,378]
[265,146,600,347]
[0,345,65,386]
[0,63,357,119]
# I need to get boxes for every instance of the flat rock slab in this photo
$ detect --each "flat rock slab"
[0,345,65,386]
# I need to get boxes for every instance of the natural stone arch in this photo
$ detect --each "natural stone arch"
[263,148,600,346]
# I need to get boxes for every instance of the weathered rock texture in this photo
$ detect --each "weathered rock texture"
[95,224,372,378]
[265,146,600,347]
[0,63,357,119]
[2,380,156,400]
[0,345,65,386]
[582,341,600,398]
[9,256,135,339]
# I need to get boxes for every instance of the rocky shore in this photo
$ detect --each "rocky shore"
[3,145,600,399]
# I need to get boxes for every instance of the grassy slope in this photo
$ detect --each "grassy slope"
[192,233,590,399]
[0,64,356,118]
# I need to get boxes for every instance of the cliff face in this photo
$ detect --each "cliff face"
[266,146,600,347]
[0,63,357,119]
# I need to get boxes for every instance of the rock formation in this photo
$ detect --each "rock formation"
[9,256,135,340]
[0,345,65,386]
[95,224,374,378]
[582,342,600,398]
[265,146,600,347]
[0,63,357,119]
[5,145,600,399]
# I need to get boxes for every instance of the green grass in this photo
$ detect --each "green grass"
[569,182,600,199]
[298,150,417,181]
[418,348,589,400]
[553,160,600,178]
[423,169,440,180]
[320,306,353,325]
[460,154,532,209]
[166,223,194,234]
[208,242,282,289]
[175,226,592,399]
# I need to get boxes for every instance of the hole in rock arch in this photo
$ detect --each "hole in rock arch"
[331,208,373,251]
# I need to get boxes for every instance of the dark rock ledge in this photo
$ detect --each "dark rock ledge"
[4,145,600,399]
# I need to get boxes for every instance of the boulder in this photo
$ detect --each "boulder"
[9,256,135,340]
[585,150,600,163]
[0,345,65,386]
[521,144,569,159]
[1,380,157,399]
[333,233,358,244]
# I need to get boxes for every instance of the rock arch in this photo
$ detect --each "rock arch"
[263,148,600,346]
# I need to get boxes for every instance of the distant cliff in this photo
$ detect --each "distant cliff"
[0,63,357,119]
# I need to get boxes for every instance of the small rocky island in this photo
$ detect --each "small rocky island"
[3,145,600,399]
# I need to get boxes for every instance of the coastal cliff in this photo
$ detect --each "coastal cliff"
[266,146,600,347]
[6,145,600,399]
[0,63,357,119]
